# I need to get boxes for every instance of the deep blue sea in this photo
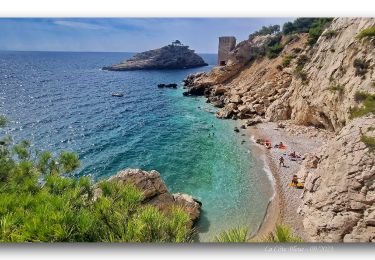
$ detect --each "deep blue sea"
[0,51,273,241]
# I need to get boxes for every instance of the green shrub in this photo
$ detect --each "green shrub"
[0,118,192,242]
[282,18,333,46]
[282,55,293,67]
[307,19,334,46]
[328,84,345,93]
[259,225,304,243]
[354,91,369,102]
[213,227,249,243]
[249,25,280,38]
[284,34,300,45]
[356,25,375,39]
[361,135,375,152]
[214,225,304,243]
[323,30,338,38]
[353,58,369,76]
[267,43,284,59]
[292,47,302,54]
[350,92,375,118]
[293,55,310,82]
[296,54,309,67]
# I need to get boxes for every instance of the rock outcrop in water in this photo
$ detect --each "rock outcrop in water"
[183,17,375,242]
[94,168,202,226]
[102,41,208,71]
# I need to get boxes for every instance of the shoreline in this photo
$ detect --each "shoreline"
[237,120,328,240]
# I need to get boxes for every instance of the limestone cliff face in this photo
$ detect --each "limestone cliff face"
[297,116,375,242]
[183,34,309,120]
[103,44,207,71]
[268,18,375,132]
[184,18,374,131]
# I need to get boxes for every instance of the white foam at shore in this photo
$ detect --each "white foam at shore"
[262,156,276,201]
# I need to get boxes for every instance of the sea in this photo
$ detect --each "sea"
[0,51,273,242]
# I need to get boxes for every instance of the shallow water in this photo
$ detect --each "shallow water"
[0,51,273,241]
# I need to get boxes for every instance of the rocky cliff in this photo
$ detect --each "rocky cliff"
[184,17,375,242]
[268,18,375,132]
[298,116,375,242]
[103,43,208,71]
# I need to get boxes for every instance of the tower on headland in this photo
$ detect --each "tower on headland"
[218,36,236,66]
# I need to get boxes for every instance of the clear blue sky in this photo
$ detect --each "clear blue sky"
[0,18,293,53]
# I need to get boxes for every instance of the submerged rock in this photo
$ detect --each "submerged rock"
[158,83,178,89]
[103,41,208,71]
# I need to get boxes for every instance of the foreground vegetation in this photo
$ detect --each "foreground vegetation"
[213,225,303,243]
[0,116,192,242]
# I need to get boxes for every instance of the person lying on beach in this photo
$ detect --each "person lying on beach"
[264,140,272,149]
[274,142,286,149]
[289,151,301,158]
[279,156,285,167]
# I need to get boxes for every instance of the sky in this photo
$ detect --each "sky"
[0,18,293,53]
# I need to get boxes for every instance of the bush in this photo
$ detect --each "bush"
[354,91,369,102]
[281,55,293,67]
[353,58,369,76]
[250,25,280,38]
[296,54,309,67]
[267,43,284,59]
[295,69,308,82]
[307,18,334,46]
[213,224,304,243]
[350,92,375,118]
[292,47,302,54]
[258,225,304,243]
[213,227,249,242]
[294,54,310,81]
[328,84,345,94]
[356,25,375,39]
[361,135,375,152]
[276,64,283,71]
[0,118,192,242]
[282,18,333,36]
[323,30,338,38]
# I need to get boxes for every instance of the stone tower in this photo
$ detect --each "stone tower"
[218,36,236,66]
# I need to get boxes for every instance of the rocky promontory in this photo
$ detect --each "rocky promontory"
[94,168,202,226]
[103,41,208,71]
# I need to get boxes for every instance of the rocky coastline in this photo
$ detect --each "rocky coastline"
[182,17,375,242]
[95,168,202,227]
[103,41,208,71]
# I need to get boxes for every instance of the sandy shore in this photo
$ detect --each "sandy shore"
[237,120,329,240]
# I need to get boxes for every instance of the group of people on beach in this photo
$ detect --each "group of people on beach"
[256,138,305,189]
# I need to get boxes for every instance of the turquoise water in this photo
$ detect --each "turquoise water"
[0,51,273,241]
